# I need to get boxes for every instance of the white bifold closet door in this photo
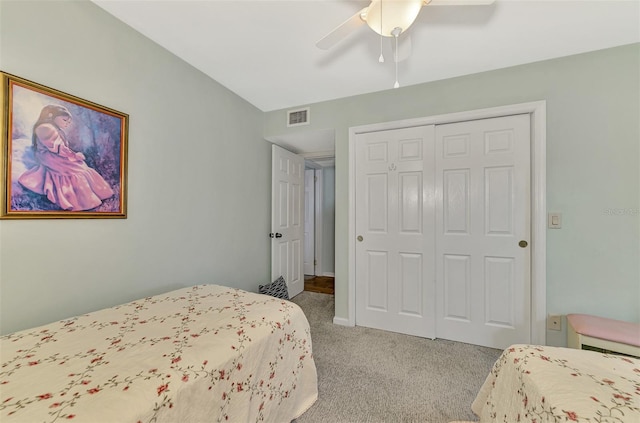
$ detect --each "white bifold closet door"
[435,114,531,349]
[355,125,436,339]
[354,114,531,349]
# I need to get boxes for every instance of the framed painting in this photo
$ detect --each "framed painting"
[0,72,128,219]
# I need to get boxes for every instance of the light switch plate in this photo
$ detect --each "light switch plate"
[548,212,562,229]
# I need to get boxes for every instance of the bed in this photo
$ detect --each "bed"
[472,344,640,422]
[0,284,318,422]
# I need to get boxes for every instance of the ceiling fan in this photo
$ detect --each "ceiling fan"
[316,0,495,87]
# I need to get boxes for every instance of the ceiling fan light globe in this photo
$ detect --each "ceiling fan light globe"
[365,0,423,37]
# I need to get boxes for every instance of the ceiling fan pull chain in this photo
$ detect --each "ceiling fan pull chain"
[379,0,384,63]
[393,27,401,88]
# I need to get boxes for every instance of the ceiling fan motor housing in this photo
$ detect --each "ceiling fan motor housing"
[364,0,424,37]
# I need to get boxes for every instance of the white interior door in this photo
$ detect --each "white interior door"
[304,169,315,275]
[435,114,531,349]
[354,126,436,338]
[271,145,304,298]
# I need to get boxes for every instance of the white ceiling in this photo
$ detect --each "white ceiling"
[92,0,639,113]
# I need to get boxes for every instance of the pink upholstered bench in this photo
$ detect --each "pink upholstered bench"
[567,313,640,357]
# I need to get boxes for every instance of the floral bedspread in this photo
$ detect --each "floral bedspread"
[472,344,640,422]
[0,285,318,422]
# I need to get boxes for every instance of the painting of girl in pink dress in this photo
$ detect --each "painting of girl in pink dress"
[18,105,115,211]
[2,74,128,218]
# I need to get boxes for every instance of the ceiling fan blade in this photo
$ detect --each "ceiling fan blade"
[316,7,368,50]
[426,0,495,5]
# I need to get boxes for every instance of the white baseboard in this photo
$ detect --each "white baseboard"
[323,272,335,277]
[333,316,353,327]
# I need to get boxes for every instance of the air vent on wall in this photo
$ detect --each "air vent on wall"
[287,107,310,127]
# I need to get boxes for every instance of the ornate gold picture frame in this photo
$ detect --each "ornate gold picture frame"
[1,72,128,219]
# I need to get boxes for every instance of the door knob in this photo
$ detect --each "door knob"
[357,235,363,242]
[519,240,528,248]
[269,233,283,238]
[275,233,283,238]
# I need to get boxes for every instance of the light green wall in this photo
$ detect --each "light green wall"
[0,0,271,335]
[265,43,640,344]
[1,1,638,343]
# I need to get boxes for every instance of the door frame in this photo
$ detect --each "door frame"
[303,168,316,276]
[345,101,547,346]
[314,168,325,275]
[304,161,326,277]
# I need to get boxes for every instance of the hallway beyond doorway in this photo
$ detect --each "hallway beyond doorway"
[304,275,334,295]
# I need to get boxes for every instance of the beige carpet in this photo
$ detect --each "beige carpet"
[292,291,502,423]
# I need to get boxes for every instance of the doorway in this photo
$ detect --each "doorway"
[304,157,336,295]
[266,129,336,296]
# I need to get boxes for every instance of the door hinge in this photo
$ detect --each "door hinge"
[314,259,317,266]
